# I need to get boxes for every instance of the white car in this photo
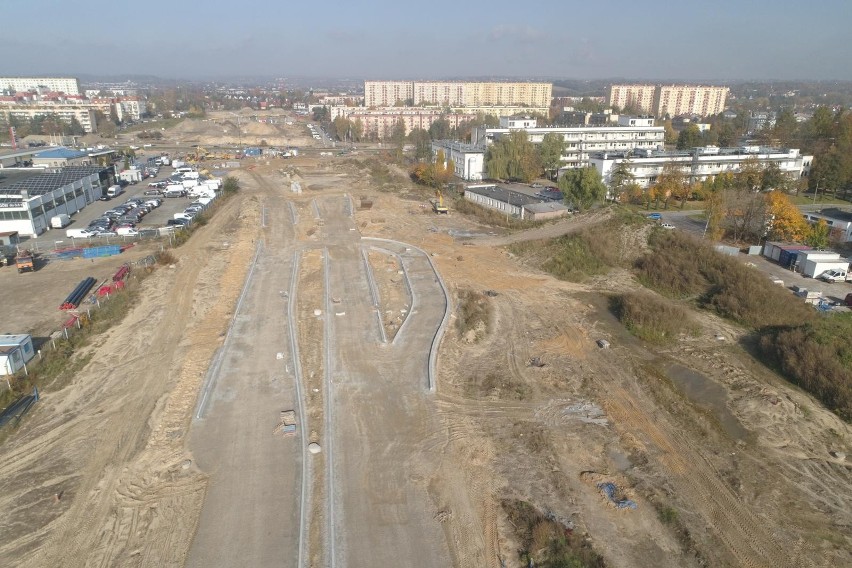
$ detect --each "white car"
[660,223,676,230]
[66,228,96,238]
[116,227,139,236]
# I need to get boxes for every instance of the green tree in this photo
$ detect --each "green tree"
[428,118,452,140]
[332,116,351,141]
[351,118,364,142]
[390,118,406,145]
[771,108,798,147]
[558,167,607,211]
[408,128,432,161]
[676,124,703,149]
[538,133,565,180]
[662,119,678,146]
[608,160,635,202]
[485,130,540,182]
[312,106,329,122]
[805,219,830,248]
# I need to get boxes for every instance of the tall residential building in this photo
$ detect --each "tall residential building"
[607,84,729,117]
[607,85,656,114]
[0,77,82,96]
[364,81,552,108]
[364,81,414,107]
[655,84,729,118]
[0,102,97,133]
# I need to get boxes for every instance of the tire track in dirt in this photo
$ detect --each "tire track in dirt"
[603,383,801,568]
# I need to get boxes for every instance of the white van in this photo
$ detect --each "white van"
[66,228,95,238]
[51,214,71,229]
[175,166,194,175]
[106,185,124,198]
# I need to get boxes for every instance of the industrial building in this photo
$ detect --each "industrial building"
[589,146,813,190]
[472,116,665,171]
[462,184,569,221]
[32,147,94,168]
[431,140,485,181]
[0,166,112,236]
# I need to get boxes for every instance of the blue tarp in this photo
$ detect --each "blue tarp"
[597,482,637,510]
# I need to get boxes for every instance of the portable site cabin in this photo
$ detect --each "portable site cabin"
[0,334,35,376]
[797,251,850,278]
[762,242,811,265]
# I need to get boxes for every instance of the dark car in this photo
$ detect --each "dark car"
[845,293,852,307]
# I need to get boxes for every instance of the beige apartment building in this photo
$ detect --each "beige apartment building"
[607,84,656,114]
[365,81,552,108]
[655,84,729,118]
[608,84,729,117]
[336,107,477,139]
[0,102,97,133]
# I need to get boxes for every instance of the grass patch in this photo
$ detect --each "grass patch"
[502,499,606,568]
[155,249,177,265]
[610,292,697,343]
[456,289,491,340]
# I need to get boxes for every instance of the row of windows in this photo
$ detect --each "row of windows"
[0,210,30,220]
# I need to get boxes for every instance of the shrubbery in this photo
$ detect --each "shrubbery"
[758,315,852,421]
[611,292,696,343]
[636,230,815,328]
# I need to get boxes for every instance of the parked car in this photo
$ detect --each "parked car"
[660,223,676,230]
[116,227,139,236]
[845,293,852,307]
[647,213,662,220]
[817,268,850,283]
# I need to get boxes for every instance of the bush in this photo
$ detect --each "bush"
[456,289,491,339]
[502,499,606,567]
[758,314,852,422]
[222,176,240,194]
[636,230,815,328]
[611,292,696,343]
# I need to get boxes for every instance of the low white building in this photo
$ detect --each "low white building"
[802,208,852,243]
[590,146,813,190]
[462,184,567,220]
[431,140,485,181]
[473,116,665,170]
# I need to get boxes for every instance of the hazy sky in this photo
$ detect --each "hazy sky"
[3,0,851,81]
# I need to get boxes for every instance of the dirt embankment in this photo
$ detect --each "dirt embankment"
[0,173,262,567]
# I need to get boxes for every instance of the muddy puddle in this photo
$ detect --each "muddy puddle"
[665,363,748,441]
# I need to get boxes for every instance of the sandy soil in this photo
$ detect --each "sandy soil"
[1,118,849,568]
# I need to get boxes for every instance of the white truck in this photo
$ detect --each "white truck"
[50,214,71,229]
[164,185,186,198]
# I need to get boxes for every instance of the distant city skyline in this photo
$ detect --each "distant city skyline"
[2,0,851,82]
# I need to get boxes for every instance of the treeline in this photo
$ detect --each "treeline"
[2,114,86,137]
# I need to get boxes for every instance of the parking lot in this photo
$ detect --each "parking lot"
[24,165,214,250]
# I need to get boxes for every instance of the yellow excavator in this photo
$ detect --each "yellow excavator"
[432,189,448,214]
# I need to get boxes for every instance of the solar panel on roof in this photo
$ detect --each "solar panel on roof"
[0,166,105,196]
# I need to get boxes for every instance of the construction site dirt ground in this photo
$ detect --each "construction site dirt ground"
[0,145,849,567]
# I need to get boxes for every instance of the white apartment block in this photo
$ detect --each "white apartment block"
[365,81,552,108]
[116,97,146,121]
[608,84,656,114]
[607,84,729,117]
[473,116,665,170]
[431,140,485,181]
[0,77,81,95]
[590,146,813,190]
[452,105,549,118]
[0,102,97,133]
[656,84,729,118]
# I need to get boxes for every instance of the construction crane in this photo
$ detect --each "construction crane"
[432,189,449,214]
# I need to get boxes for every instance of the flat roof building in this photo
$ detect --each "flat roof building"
[473,117,665,171]
[590,146,813,193]
[0,166,111,236]
[608,84,729,118]
[431,140,485,181]
[365,80,552,108]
